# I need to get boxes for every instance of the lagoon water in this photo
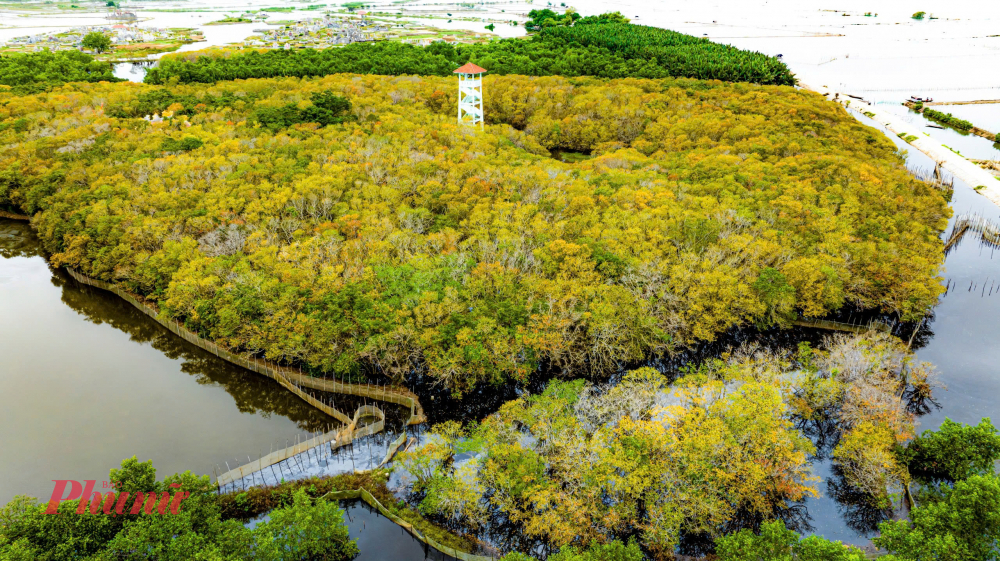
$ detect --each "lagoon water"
[0,222,331,506]
[3,0,1000,555]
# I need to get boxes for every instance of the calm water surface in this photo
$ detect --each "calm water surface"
[0,221,331,506]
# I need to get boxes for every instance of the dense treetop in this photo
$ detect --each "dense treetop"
[145,21,794,86]
[0,74,948,393]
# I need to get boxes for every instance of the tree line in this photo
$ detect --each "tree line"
[922,107,974,132]
[144,18,793,86]
[0,51,120,94]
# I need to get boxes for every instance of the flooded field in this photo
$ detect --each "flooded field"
[879,103,1000,161]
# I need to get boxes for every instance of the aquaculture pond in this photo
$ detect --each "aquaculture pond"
[879,103,1000,161]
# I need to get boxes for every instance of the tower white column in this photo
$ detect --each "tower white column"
[454,63,486,129]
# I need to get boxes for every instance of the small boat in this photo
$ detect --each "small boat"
[927,124,945,129]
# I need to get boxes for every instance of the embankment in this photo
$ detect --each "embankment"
[903,101,999,142]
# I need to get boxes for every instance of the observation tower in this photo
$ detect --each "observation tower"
[454,62,486,129]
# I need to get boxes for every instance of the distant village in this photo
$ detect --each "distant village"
[0,7,491,57]
[242,15,395,49]
[240,13,486,50]
[0,10,199,56]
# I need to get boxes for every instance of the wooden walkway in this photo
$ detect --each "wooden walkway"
[792,318,890,334]
[65,267,426,425]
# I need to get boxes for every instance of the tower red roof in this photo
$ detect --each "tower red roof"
[453,62,487,74]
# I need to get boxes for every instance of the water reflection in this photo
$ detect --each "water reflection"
[824,466,896,538]
[113,60,155,83]
[55,268,335,428]
[0,220,373,505]
[345,499,459,560]
[0,221,40,259]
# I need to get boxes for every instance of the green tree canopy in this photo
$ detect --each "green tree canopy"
[874,474,1000,560]
[716,520,868,561]
[903,418,1000,482]
[82,32,112,54]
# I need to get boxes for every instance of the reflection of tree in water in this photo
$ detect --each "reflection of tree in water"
[52,267,358,433]
[825,463,897,537]
[413,497,551,558]
[406,325,835,426]
[0,217,413,434]
[796,417,841,461]
[0,220,43,259]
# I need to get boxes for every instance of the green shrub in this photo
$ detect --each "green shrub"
[254,489,359,561]
[252,90,354,130]
[923,108,974,131]
[902,418,1000,481]
[0,458,359,560]
[874,474,1000,560]
[524,8,579,31]
[716,520,867,561]
[575,11,630,25]
[161,136,204,152]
